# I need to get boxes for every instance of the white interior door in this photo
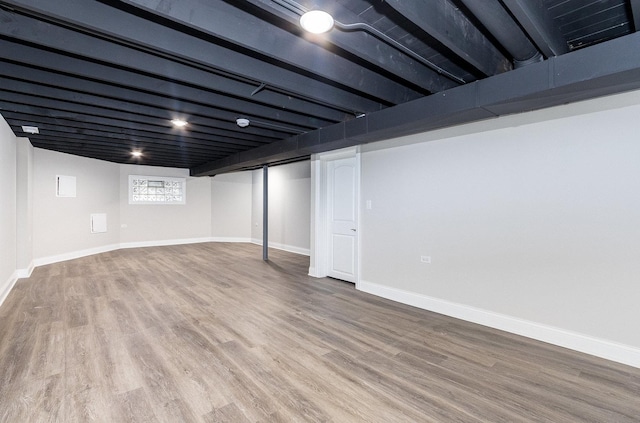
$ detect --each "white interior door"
[327,156,357,282]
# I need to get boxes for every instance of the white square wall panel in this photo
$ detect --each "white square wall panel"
[56,175,76,197]
[90,213,107,233]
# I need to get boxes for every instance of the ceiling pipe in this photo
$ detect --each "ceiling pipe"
[333,21,466,84]
[276,0,465,84]
[458,0,543,68]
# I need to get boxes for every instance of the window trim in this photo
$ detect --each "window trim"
[128,174,186,205]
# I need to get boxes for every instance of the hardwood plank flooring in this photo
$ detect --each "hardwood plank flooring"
[1,242,639,422]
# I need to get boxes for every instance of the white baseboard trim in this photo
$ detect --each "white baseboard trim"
[0,237,288,311]
[15,261,35,279]
[120,237,213,249]
[29,237,254,271]
[308,267,319,277]
[358,280,640,369]
[0,271,20,308]
[251,239,310,256]
[210,237,252,243]
[34,243,121,267]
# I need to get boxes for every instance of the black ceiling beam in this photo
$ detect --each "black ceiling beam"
[458,0,541,65]
[0,109,272,150]
[31,142,197,168]
[0,77,292,139]
[0,51,313,139]
[5,122,244,156]
[191,31,640,176]
[0,87,281,143]
[0,60,322,132]
[501,0,569,57]
[0,96,272,148]
[0,62,311,134]
[22,132,224,163]
[0,39,347,125]
[0,101,278,150]
[27,140,226,164]
[2,113,253,152]
[10,129,240,160]
[223,0,459,94]
[22,135,229,166]
[118,0,422,105]
[0,0,385,113]
[384,0,511,77]
[631,0,640,32]
[25,135,218,161]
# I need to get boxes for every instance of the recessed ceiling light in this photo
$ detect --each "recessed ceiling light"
[21,125,39,134]
[171,119,188,127]
[236,118,250,128]
[300,10,334,34]
[131,151,143,158]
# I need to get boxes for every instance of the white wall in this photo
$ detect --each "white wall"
[252,161,311,255]
[26,150,307,262]
[358,90,640,366]
[30,156,216,262]
[0,115,17,304]
[211,171,252,241]
[16,138,34,271]
[5,88,639,366]
[33,149,121,261]
[119,165,211,245]
[1,113,310,307]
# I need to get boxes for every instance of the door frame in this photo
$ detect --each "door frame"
[309,146,361,286]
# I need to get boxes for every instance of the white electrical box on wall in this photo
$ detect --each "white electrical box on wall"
[90,213,107,233]
[56,175,76,197]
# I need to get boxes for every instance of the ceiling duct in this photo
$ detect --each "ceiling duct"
[458,0,543,67]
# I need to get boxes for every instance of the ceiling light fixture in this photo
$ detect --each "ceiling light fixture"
[21,125,39,134]
[300,10,334,34]
[131,151,143,158]
[236,118,250,128]
[171,119,188,127]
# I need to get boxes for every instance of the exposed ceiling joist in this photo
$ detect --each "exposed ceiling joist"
[384,0,511,77]
[0,63,312,134]
[0,0,634,171]
[458,0,540,65]
[0,104,274,152]
[3,114,251,155]
[234,0,460,94]
[0,95,271,148]
[29,140,200,167]
[0,80,291,140]
[119,0,423,105]
[0,0,387,113]
[501,0,569,57]
[0,110,266,149]
[0,40,345,125]
[191,31,640,176]
[22,133,230,159]
[631,0,640,31]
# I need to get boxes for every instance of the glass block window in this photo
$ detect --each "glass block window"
[128,175,186,205]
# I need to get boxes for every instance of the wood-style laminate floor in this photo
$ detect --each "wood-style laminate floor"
[1,243,639,422]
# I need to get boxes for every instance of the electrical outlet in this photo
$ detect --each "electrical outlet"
[420,256,431,264]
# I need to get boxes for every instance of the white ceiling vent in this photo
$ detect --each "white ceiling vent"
[21,125,39,134]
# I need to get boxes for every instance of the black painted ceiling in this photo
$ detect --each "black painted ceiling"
[0,0,638,175]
